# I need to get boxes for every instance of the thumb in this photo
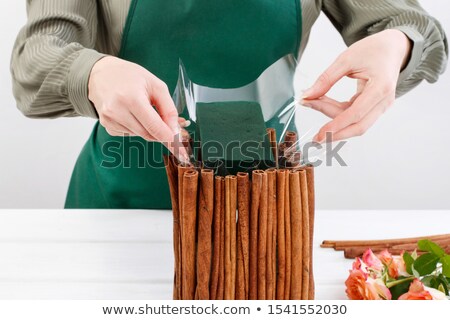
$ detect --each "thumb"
[303,55,350,100]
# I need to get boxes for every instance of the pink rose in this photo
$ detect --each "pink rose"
[367,278,392,300]
[398,279,433,300]
[362,249,383,272]
[392,254,410,277]
[345,269,392,300]
[378,250,397,278]
[346,269,378,300]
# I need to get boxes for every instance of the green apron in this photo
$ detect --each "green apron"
[65,0,303,209]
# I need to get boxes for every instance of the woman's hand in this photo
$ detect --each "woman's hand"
[88,56,189,162]
[302,29,412,142]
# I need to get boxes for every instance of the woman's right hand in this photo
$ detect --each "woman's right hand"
[88,56,189,163]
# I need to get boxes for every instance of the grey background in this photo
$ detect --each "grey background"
[0,1,449,209]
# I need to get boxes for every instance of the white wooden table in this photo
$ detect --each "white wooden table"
[0,210,448,300]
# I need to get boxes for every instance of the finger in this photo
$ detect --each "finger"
[302,54,350,99]
[178,117,191,128]
[132,98,189,163]
[302,95,354,119]
[149,79,180,135]
[313,82,389,142]
[124,112,157,141]
[331,99,391,141]
[302,98,345,119]
[105,127,135,137]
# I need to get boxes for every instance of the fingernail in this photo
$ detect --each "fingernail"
[302,89,312,99]
[301,100,313,108]
[184,120,191,127]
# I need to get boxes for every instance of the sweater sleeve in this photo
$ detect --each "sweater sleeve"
[10,0,107,119]
[321,0,448,97]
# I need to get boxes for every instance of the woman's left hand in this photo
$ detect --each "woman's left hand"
[302,29,412,142]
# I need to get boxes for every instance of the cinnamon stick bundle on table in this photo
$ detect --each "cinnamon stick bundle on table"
[163,127,316,301]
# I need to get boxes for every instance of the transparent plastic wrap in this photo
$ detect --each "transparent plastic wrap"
[172,54,309,174]
[165,55,317,300]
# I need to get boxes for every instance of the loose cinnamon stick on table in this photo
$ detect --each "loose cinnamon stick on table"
[333,235,450,251]
[257,171,268,300]
[250,170,263,300]
[210,176,224,300]
[225,175,237,300]
[322,233,450,249]
[266,169,277,300]
[163,155,181,300]
[305,165,315,300]
[195,169,214,300]
[181,170,199,300]
[276,169,287,300]
[289,170,302,300]
[299,169,310,300]
[236,173,250,300]
[284,170,292,300]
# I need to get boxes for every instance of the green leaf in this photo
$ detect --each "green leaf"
[413,253,440,276]
[403,252,415,275]
[441,255,450,278]
[418,240,446,258]
[389,277,414,300]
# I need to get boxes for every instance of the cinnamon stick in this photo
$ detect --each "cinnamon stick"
[284,131,298,148]
[305,165,315,300]
[284,170,291,300]
[217,177,226,300]
[271,174,278,300]
[236,172,250,300]
[289,171,302,300]
[299,169,310,300]
[322,234,450,249]
[250,170,263,300]
[225,175,237,300]
[195,169,214,300]
[257,171,268,300]
[230,176,237,300]
[266,169,277,300]
[286,151,302,168]
[266,128,278,167]
[276,169,287,300]
[210,176,224,300]
[163,155,181,300]
[181,170,199,300]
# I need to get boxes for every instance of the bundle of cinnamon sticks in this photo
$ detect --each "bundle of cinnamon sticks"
[321,234,450,259]
[163,130,315,300]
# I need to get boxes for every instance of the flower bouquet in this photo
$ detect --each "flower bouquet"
[346,240,450,300]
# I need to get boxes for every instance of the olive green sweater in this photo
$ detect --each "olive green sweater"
[10,0,448,119]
